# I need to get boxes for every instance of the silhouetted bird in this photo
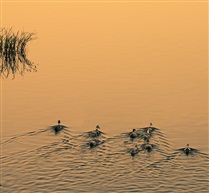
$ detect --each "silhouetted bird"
[129,129,139,139]
[131,145,140,156]
[184,144,191,155]
[89,125,102,138]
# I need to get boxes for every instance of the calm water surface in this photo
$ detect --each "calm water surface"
[1,2,208,192]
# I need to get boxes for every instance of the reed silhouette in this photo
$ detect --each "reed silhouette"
[0,28,37,78]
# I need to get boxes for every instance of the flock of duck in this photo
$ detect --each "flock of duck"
[129,123,163,156]
[53,121,194,156]
[128,124,193,156]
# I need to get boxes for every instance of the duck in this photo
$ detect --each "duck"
[144,139,152,152]
[146,123,153,134]
[141,123,153,140]
[131,145,140,156]
[89,139,102,148]
[89,125,102,138]
[129,129,139,139]
[54,120,63,133]
[184,144,191,155]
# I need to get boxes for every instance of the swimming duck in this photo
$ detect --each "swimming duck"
[89,125,102,138]
[184,144,191,155]
[131,145,140,156]
[146,123,153,134]
[89,139,102,148]
[144,139,152,152]
[129,129,139,139]
[54,120,63,133]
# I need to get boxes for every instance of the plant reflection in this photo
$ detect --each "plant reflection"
[0,28,37,78]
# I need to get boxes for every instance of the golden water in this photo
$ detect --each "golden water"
[1,2,208,192]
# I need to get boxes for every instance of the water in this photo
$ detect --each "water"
[2,127,209,192]
[1,2,208,192]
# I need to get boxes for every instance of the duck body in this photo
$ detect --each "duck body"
[142,139,153,152]
[89,139,102,148]
[145,143,152,152]
[142,123,157,135]
[53,120,65,133]
[184,144,191,155]
[131,150,139,156]
[131,145,140,156]
[54,125,63,133]
[89,129,101,138]
[129,132,138,139]
[129,129,139,139]
[88,125,102,138]
[146,127,152,134]
[141,124,154,140]
[184,148,191,155]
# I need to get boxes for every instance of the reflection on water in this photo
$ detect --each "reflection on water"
[0,28,36,78]
[1,126,208,192]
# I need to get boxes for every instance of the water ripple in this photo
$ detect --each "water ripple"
[2,127,209,192]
